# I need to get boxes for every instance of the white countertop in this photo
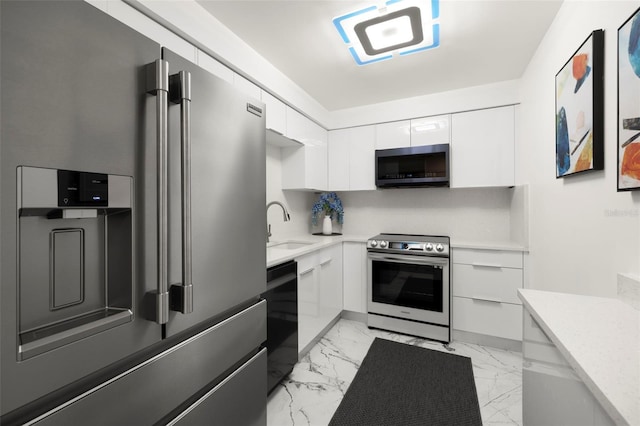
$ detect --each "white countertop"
[267,234,527,267]
[451,240,528,252]
[266,234,369,268]
[518,289,640,426]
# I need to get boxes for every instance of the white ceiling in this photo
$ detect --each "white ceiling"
[196,0,563,111]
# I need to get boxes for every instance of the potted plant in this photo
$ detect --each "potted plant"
[311,192,344,235]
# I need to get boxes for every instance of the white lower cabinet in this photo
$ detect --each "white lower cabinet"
[296,244,343,355]
[342,242,367,313]
[452,248,524,342]
[522,310,614,426]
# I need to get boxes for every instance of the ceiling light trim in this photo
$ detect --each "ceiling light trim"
[333,5,378,44]
[399,22,439,56]
[355,7,423,56]
[333,0,440,66]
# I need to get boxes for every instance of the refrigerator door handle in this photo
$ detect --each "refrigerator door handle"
[146,59,170,324]
[169,70,194,315]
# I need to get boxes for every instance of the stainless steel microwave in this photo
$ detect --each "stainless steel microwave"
[375,143,450,188]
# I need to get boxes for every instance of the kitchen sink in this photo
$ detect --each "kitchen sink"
[267,241,313,250]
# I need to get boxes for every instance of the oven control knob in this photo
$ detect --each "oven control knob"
[380,241,388,248]
[370,240,378,247]
[436,243,444,252]
[425,243,433,251]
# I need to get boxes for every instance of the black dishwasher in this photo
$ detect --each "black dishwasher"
[263,260,298,394]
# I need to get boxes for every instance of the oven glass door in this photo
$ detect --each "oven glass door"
[368,252,449,325]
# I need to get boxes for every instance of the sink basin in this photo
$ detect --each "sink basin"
[267,240,313,250]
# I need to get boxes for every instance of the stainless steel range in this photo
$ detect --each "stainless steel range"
[367,234,450,342]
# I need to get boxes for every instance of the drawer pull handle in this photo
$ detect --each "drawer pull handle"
[300,268,314,276]
[319,259,332,267]
[471,296,502,304]
[471,263,503,269]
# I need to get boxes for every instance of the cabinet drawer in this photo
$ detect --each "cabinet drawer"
[453,248,523,269]
[452,297,522,340]
[453,264,523,304]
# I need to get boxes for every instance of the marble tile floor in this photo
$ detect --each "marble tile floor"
[267,319,523,426]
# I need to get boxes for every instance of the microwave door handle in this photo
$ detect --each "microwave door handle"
[146,59,170,324]
[169,71,194,315]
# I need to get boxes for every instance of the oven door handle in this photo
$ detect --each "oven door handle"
[367,252,449,266]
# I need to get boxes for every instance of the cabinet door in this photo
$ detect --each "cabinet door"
[297,257,318,352]
[451,106,515,188]
[286,108,307,144]
[319,245,343,323]
[282,144,327,191]
[286,108,327,146]
[306,142,328,191]
[410,114,450,147]
[375,120,410,149]
[349,126,376,190]
[283,109,327,190]
[328,129,350,191]
[343,242,367,313]
[261,91,286,135]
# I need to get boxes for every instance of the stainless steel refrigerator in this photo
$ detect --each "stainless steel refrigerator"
[0,2,267,424]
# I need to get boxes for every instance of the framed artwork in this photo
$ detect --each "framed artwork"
[618,7,640,191]
[555,30,604,178]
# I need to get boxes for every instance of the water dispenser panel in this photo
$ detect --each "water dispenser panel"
[58,170,108,207]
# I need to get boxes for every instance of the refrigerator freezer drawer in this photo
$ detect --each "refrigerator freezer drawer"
[31,301,266,425]
[168,348,267,426]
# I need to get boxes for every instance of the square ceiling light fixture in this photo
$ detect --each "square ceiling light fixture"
[333,0,440,66]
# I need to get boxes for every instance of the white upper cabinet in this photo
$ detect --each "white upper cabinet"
[281,142,327,190]
[349,126,376,190]
[375,120,410,150]
[286,108,326,146]
[261,91,286,135]
[281,109,328,190]
[410,114,451,147]
[328,126,376,191]
[375,115,450,150]
[327,129,351,191]
[450,106,515,188]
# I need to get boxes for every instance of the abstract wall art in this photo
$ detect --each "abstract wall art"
[555,30,604,178]
[618,7,640,191]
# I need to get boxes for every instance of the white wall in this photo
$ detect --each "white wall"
[518,0,640,297]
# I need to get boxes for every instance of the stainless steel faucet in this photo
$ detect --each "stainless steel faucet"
[266,201,291,242]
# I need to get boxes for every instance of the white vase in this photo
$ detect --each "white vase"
[322,215,332,235]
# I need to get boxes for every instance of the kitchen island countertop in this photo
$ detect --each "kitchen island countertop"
[518,289,640,426]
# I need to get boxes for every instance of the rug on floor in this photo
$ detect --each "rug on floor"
[329,337,483,426]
